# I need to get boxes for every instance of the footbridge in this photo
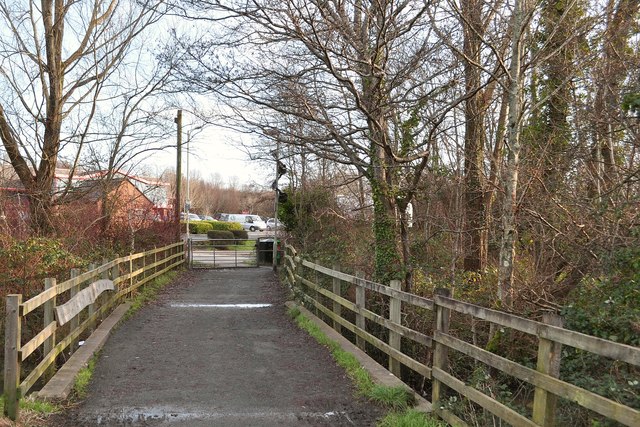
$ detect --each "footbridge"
[3,240,639,426]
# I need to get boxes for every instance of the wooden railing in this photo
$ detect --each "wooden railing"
[283,244,640,427]
[3,241,185,419]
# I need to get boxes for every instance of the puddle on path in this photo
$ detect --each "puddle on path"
[169,303,273,308]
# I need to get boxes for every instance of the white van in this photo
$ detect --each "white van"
[222,214,267,232]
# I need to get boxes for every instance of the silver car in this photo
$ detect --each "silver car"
[266,218,281,230]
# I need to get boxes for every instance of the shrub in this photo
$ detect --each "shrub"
[207,230,234,246]
[209,221,243,231]
[230,229,249,241]
[557,243,640,424]
[0,237,85,296]
[187,221,214,235]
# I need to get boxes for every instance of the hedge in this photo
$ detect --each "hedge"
[207,230,234,246]
[230,230,249,240]
[187,221,214,235]
[207,221,244,231]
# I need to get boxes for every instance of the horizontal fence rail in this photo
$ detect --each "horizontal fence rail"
[282,244,640,427]
[3,241,185,420]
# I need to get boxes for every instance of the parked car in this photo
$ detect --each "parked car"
[222,213,267,231]
[266,218,281,230]
[180,213,201,221]
[200,215,216,221]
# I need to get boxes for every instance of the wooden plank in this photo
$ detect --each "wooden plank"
[433,408,469,427]
[285,255,296,271]
[117,259,181,297]
[332,264,342,334]
[38,303,131,400]
[389,279,402,377]
[57,271,98,294]
[69,268,81,352]
[56,262,116,294]
[432,288,452,407]
[306,293,431,378]
[533,313,563,427]
[289,301,433,412]
[286,266,295,289]
[43,278,57,382]
[355,272,366,351]
[20,291,120,396]
[435,295,640,366]
[432,367,538,427]
[4,295,22,420]
[299,275,432,346]
[21,286,57,316]
[20,322,56,361]
[55,279,114,326]
[435,331,640,426]
[302,259,434,310]
[128,252,145,261]
[19,242,183,395]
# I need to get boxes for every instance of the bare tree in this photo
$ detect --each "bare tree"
[0,0,168,234]
[175,0,470,288]
[498,0,532,306]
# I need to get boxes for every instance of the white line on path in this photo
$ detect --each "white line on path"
[169,303,273,309]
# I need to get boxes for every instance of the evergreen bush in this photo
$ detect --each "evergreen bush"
[207,230,234,246]
[230,229,249,241]
[208,221,243,231]
[187,221,214,235]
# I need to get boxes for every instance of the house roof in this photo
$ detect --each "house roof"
[64,177,154,205]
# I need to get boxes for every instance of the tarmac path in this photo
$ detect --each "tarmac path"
[51,268,384,426]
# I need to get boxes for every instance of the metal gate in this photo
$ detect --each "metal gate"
[188,238,257,269]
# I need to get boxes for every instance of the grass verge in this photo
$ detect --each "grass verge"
[0,396,60,426]
[73,357,97,399]
[287,306,445,426]
[377,409,447,427]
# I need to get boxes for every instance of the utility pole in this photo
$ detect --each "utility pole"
[186,131,191,241]
[272,140,280,271]
[175,110,182,241]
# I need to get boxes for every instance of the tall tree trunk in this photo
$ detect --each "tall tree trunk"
[498,0,528,307]
[371,179,402,284]
[29,0,65,234]
[539,0,580,189]
[592,0,640,191]
[462,0,487,272]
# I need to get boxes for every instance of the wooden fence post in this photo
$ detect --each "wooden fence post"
[294,254,303,300]
[154,246,158,276]
[43,278,57,382]
[128,254,133,296]
[69,268,81,352]
[3,294,22,420]
[111,256,120,289]
[332,264,342,334]
[313,260,320,317]
[111,259,120,300]
[389,279,402,377]
[142,251,147,289]
[432,288,452,407]
[99,259,110,321]
[532,312,564,427]
[355,272,366,351]
[87,263,97,333]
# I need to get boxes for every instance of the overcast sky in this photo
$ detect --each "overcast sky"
[151,125,273,189]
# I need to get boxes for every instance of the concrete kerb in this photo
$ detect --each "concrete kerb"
[37,302,132,401]
[285,301,433,413]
